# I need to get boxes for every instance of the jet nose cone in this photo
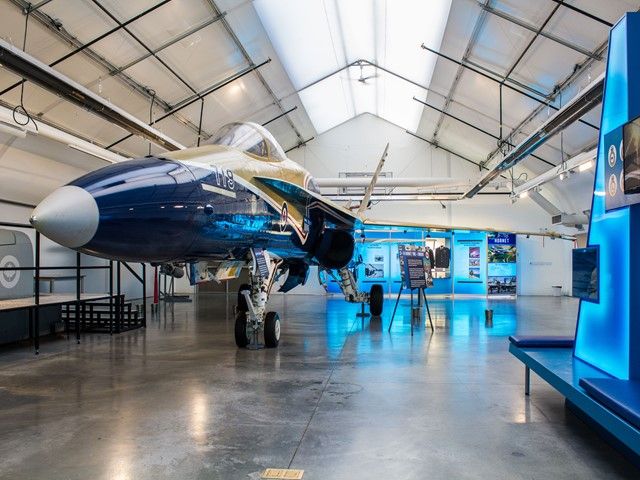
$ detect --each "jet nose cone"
[30,186,99,248]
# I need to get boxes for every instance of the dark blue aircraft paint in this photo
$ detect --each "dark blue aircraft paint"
[70,157,309,263]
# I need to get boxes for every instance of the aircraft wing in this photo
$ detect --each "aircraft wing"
[254,176,358,229]
[362,218,575,240]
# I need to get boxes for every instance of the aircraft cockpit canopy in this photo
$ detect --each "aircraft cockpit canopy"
[208,122,287,162]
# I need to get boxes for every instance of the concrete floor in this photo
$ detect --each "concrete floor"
[0,294,638,479]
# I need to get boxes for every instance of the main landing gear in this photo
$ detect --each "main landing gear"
[333,266,384,316]
[234,250,283,349]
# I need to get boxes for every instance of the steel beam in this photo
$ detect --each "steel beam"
[205,0,304,143]
[2,0,173,96]
[106,60,271,149]
[413,96,554,167]
[114,13,226,76]
[91,0,200,98]
[462,73,604,198]
[6,0,209,141]
[262,106,297,127]
[285,137,314,153]
[501,4,562,83]
[421,44,599,131]
[0,38,185,150]
[485,38,607,164]
[549,0,613,27]
[432,0,490,140]
[481,3,601,60]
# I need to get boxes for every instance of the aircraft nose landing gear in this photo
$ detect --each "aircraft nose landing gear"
[234,250,283,349]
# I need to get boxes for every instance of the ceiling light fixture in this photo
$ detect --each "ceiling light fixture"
[578,159,594,172]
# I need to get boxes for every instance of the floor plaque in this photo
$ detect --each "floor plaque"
[261,468,304,479]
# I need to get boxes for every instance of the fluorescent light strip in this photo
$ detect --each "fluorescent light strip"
[512,148,597,198]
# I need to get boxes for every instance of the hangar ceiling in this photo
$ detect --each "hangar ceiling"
[0,0,638,195]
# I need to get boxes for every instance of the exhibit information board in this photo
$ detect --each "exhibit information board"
[453,232,487,295]
[487,233,517,295]
[398,244,432,289]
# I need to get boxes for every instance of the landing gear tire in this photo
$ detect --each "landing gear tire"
[237,283,251,312]
[234,311,249,348]
[369,284,383,316]
[264,311,280,348]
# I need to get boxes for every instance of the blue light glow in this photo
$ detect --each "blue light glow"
[574,15,640,379]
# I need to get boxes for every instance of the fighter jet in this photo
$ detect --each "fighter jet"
[30,122,384,348]
[30,121,570,348]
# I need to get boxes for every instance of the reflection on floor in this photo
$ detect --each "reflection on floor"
[0,295,638,479]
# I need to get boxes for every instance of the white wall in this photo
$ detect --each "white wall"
[289,113,575,295]
[517,235,574,296]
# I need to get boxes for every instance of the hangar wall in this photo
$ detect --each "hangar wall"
[288,113,576,295]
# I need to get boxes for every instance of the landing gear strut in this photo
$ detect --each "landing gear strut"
[235,250,283,349]
[331,266,384,316]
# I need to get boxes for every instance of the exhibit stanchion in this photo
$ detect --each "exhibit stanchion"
[75,252,81,344]
[421,288,434,332]
[388,282,404,333]
[34,231,40,354]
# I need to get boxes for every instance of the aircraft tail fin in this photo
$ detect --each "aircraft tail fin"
[357,143,389,217]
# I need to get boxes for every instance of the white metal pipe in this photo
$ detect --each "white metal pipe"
[0,104,128,164]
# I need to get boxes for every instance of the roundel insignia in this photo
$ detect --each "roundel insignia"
[608,173,618,197]
[608,144,617,168]
[280,203,288,232]
[0,255,20,289]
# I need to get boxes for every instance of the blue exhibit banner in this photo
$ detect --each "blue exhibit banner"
[487,233,516,295]
[452,231,486,295]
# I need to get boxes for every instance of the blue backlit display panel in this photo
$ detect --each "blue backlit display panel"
[574,15,640,380]
[452,231,487,295]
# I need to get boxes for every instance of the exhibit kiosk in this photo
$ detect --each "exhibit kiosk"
[509,12,640,463]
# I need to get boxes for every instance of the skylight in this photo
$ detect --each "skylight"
[254,0,452,134]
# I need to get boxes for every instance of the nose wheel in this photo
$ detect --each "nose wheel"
[264,311,280,348]
[234,250,284,349]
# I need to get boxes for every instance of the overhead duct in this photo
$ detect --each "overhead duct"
[0,104,127,163]
[0,38,185,151]
[512,148,597,198]
[462,72,604,199]
[317,177,493,189]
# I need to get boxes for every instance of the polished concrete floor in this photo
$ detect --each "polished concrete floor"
[0,294,638,479]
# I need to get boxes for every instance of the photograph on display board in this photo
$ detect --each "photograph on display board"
[469,258,480,267]
[469,268,481,279]
[624,118,640,194]
[487,245,516,263]
[365,263,384,278]
[469,247,480,259]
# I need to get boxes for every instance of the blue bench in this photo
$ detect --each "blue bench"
[580,378,640,431]
[508,335,575,395]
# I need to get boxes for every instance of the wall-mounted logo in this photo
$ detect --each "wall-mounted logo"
[0,255,20,289]
[608,144,617,168]
[609,173,618,197]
